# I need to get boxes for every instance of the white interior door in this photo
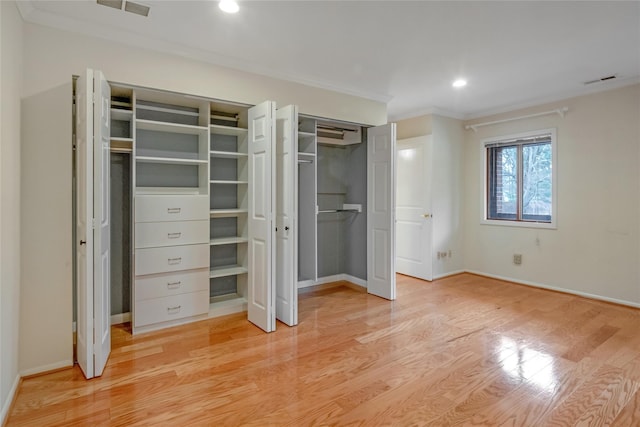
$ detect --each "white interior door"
[396,136,433,281]
[275,105,298,326]
[76,68,111,379]
[367,123,397,300]
[93,70,111,376]
[248,101,276,332]
[76,70,94,379]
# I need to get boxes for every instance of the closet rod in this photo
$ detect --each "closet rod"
[317,209,359,213]
[317,125,358,133]
[298,159,313,164]
[211,113,239,122]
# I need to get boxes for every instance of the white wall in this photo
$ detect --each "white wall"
[396,114,465,279]
[431,116,464,277]
[1,0,23,422]
[463,84,640,305]
[19,22,387,374]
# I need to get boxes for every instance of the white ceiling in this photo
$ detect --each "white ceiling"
[17,0,640,120]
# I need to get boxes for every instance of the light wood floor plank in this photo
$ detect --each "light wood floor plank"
[7,273,640,426]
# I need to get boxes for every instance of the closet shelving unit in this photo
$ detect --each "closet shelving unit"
[110,90,134,153]
[297,116,318,283]
[208,104,250,311]
[132,93,211,333]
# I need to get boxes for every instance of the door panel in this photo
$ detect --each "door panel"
[93,70,111,377]
[76,70,94,379]
[367,124,396,300]
[396,136,433,280]
[247,101,276,332]
[76,69,112,379]
[275,105,298,326]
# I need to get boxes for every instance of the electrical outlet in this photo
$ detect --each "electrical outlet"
[513,254,522,265]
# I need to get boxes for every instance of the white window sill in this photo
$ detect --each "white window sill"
[481,219,557,230]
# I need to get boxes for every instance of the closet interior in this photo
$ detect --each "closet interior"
[104,83,374,335]
[298,117,368,287]
[107,85,253,334]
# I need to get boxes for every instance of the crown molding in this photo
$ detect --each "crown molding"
[463,75,640,121]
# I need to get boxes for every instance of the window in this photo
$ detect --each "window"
[483,129,556,228]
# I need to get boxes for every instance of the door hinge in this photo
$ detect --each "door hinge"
[92,219,96,229]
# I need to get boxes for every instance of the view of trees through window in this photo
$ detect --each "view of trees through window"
[488,137,552,222]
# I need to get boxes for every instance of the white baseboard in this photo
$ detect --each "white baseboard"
[465,270,640,309]
[298,274,367,289]
[19,359,73,378]
[1,373,20,425]
[111,312,131,325]
[432,270,465,280]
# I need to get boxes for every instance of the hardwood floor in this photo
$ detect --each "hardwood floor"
[7,273,640,426]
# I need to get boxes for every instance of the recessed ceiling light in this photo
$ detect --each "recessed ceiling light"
[452,79,467,88]
[219,0,239,13]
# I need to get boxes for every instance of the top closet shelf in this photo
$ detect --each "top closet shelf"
[209,150,248,159]
[298,131,316,139]
[111,108,133,122]
[136,119,208,135]
[136,156,208,165]
[210,124,248,137]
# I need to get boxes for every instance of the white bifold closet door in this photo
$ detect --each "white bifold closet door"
[367,123,397,300]
[76,68,112,379]
[275,105,298,326]
[247,101,277,332]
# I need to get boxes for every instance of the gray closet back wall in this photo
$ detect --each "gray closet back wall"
[316,138,367,281]
[110,153,131,316]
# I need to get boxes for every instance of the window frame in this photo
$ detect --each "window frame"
[481,128,557,229]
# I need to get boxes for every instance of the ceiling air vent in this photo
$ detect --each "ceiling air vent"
[124,1,150,17]
[96,0,123,9]
[584,75,617,85]
[97,0,149,17]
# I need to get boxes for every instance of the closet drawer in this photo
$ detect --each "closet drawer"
[135,269,208,301]
[135,244,209,276]
[134,290,209,327]
[135,195,209,223]
[135,220,209,249]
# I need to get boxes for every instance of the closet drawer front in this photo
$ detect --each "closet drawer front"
[135,220,209,249]
[135,244,209,275]
[134,290,209,327]
[135,269,208,301]
[135,195,209,223]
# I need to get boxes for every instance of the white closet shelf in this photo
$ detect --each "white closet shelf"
[210,237,248,246]
[137,119,208,135]
[136,156,208,165]
[298,152,316,158]
[298,131,316,139]
[209,180,248,185]
[209,150,248,159]
[111,108,133,121]
[209,265,248,278]
[210,124,248,136]
[210,208,248,217]
[136,187,205,196]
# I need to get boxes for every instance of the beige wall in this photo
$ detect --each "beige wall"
[463,84,640,305]
[19,22,387,374]
[1,0,23,420]
[397,114,432,140]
